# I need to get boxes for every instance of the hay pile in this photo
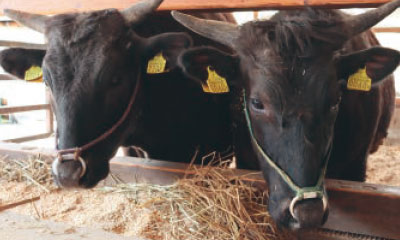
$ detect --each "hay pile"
[100,165,290,240]
[0,155,54,193]
[0,155,289,240]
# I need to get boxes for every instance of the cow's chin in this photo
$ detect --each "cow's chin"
[52,158,110,189]
[79,173,108,188]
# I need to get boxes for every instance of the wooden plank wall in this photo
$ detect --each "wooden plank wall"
[0,0,392,15]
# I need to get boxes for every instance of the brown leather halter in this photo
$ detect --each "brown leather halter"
[54,74,142,178]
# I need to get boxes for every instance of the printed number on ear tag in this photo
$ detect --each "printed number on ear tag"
[24,65,43,82]
[347,67,371,92]
[147,52,167,74]
[201,66,229,94]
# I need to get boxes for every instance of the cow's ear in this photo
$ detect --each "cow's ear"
[144,32,193,74]
[0,48,46,80]
[337,47,400,88]
[178,46,239,92]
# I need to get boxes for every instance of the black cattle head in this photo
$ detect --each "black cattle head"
[172,0,400,230]
[0,0,192,188]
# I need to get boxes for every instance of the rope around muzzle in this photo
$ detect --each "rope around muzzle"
[242,90,329,220]
[55,73,142,180]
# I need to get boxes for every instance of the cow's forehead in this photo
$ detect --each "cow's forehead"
[236,9,347,61]
[235,11,345,112]
[46,9,128,48]
[41,11,135,94]
[241,49,339,114]
[43,9,133,72]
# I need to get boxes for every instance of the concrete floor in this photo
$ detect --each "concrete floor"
[0,211,145,240]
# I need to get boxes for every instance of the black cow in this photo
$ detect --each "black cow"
[172,1,400,229]
[0,0,243,188]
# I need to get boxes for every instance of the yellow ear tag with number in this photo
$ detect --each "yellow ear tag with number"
[347,67,371,92]
[201,66,229,94]
[24,65,43,83]
[147,52,167,74]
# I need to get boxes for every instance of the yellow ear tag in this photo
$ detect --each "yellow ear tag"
[201,66,229,94]
[24,65,43,83]
[147,52,167,74]
[347,67,372,92]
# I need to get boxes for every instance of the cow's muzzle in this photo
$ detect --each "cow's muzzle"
[51,153,86,188]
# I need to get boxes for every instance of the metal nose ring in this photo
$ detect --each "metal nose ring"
[56,153,87,179]
[289,193,328,221]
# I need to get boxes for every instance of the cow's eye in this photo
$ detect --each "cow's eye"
[250,98,264,111]
[42,75,48,86]
[42,71,52,88]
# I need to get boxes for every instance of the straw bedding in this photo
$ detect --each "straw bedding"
[0,144,398,239]
[0,155,292,239]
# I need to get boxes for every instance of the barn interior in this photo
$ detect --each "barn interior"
[0,1,399,240]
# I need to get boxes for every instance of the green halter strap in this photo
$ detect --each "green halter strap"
[242,90,329,219]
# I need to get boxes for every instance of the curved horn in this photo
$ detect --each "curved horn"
[171,11,239,49]
[346,0,400,37]
[121,0,163,23]
[3,9,48,33]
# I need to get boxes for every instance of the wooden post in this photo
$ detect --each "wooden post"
[253,11,259,20]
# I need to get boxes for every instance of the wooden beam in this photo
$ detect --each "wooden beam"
[0,73,18,80]
[323,180,400,240]
[107,156,265,186]
[0,40,47,50]
[0,21,18,27]
[0,141,55,162]
[373,27,400,33]
[0,104,50,114]
[3,132,53,143]
[0,0,392,15]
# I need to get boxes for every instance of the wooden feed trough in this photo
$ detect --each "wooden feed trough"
[0,0,400,239]
[0,142,399,240]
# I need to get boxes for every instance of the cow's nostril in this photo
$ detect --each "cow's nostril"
[51,158,84,188]
[292,198,327,229]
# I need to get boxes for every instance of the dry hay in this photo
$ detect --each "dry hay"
[99,164,291,240]
[0,155,54,193]
[0,155,290,240]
